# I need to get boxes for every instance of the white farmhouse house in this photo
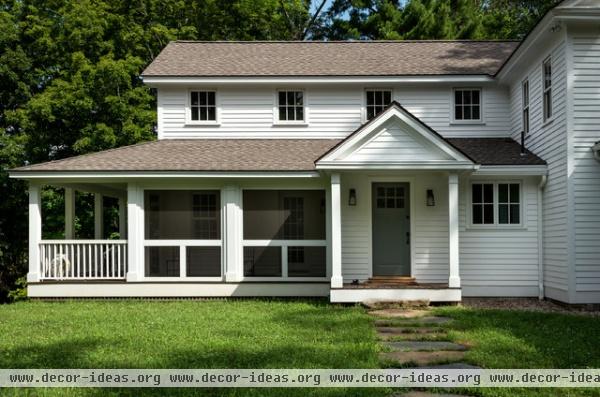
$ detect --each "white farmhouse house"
[10,0,600,304]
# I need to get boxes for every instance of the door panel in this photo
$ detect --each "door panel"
[372,183,410,276]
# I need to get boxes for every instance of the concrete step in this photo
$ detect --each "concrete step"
[375,316,452,326]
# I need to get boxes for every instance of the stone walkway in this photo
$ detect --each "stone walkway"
[369,307,480,397]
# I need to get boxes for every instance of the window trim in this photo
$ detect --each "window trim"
[273,89,308,126]
[451,87,484,125]
[467,181,525,229]
[185,89,220,126]
[522,79,530,135]
[363,88,393,122]
[542,56,553,123]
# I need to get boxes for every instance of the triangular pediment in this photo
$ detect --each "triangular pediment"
[317,102,475,169]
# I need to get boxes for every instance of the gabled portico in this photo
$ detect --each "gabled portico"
[317,102,476,302]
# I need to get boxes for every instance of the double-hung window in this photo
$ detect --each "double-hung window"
[189,90,217,122]
[453,88,482,122]
[471,182,521,226]
[522,80,530,134]
[543,57,552,121]
[365,89,392,120]
[277,90,305,122]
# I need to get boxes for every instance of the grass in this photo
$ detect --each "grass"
[0,300,385,397]
[0,301,599,397]
[428,306,600,397]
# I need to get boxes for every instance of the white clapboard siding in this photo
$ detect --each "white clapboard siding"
[459,177,540,297]
[509,38,569,300]
[339,173,540,292]
[343,122,453,162]
[157,84,512,140]
[572,34,600,299]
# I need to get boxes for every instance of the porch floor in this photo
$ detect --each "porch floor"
[340,282,450,289]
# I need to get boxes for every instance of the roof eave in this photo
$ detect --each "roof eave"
[141,75,496,87]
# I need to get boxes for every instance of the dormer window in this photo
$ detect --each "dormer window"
[277,90,305,122]
[453,88,482,122]
[189,90,217,122]
[366,89,392,120]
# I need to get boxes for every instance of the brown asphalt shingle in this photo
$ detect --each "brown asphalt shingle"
[11,139,342,172]
[11,138,545,173]
[141,41,519,77]
[446,138,546,166]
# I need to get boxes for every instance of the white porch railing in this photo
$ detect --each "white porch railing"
[39,240,128,280]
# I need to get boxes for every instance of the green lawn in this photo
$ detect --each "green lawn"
[0,300,599,397]
[0,300,385,397]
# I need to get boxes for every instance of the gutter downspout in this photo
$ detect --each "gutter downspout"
[537,174,547,300]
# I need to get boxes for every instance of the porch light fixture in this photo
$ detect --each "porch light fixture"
[348,188,357,206]
[426,189,435,207]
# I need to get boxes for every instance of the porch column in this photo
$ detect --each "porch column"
[118,196,127,239]
[448,173,461,288]
[94,193,103,239]
[64,188,75,239]
[126,183,144,281]
[28,183,42,282]
[330,173,343,288]
[223,185,242,282]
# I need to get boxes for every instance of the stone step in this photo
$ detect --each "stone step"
[379,332,450,342]
[380,350,466,367]
[393,391,477,397]
[377,326,445,335]
[417,363,482,369]
[385,341,467,352]
[375,316,452,325]
[369,309,429,318]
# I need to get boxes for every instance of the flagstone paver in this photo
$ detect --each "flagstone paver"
[377,326,444,335]
[368,308,480,396]
[394,391,476,397]
[417,363,482,369]
[380,350,467,366]
[375,316,453,326]
[384,341,467,352]
[369,309,429,318]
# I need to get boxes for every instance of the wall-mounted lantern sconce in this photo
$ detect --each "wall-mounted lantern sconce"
[348,188,357,206]
[426,189,435,207]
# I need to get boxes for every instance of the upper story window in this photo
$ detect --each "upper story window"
[453,88,482,122]
[366,89,392,120]
[471,182,521,226]
[522,80,530,134]
[189,90,217,122]
[543,57,552,121]
[278,90,304,122]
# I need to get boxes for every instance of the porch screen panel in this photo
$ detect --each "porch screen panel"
[243,190,325,240]
[144,190,221,278]
[145,246,179,277]
[244,247,282,277]
[288,246,326,277]
[243,190,326,278]
[145,190,220,239]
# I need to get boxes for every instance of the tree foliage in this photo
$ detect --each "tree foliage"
[0,0,560,301]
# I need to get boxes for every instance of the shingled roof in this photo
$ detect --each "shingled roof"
[11,137,544,174]
[141,41,519,77]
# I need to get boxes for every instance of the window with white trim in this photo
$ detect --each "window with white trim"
[366,89,392,120]
[453,88,481,121]
[522,80,529,134]
[472,183,494,225]
[498,183,520,224]
[277,90,304,122]
[471,182,521,226]
[190,91,216,122]
[542,57,552,121]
